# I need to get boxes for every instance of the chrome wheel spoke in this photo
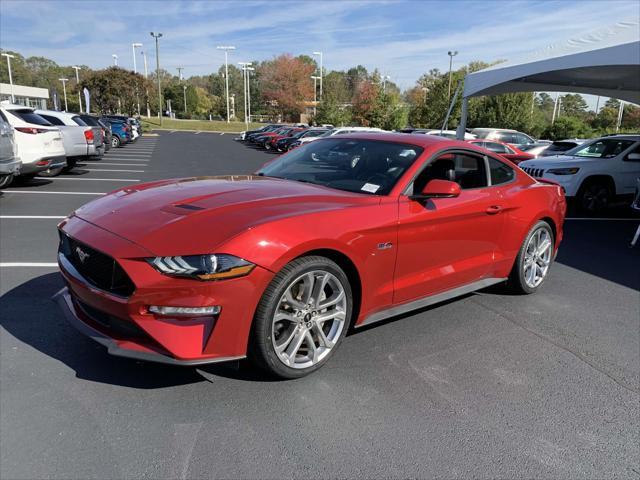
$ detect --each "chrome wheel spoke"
[311,273,329,308]
[523,227,553,288]
[284,290,305,310]
[305,331,319,363]
[318,289,345,309]
[312,322,335,348]
[282,328,307,365]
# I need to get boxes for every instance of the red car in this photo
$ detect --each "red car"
[264,127,305,150]
[54,134,565,378]
[467,139,535,164]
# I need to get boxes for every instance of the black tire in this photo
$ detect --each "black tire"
[62,157,78,173]
[508,220,555,294]
[576,179,612,214]
[111,135,121,148]
[0,174,13,188]
[249,256,353,379]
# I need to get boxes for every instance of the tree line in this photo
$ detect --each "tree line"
[1,50,638,138]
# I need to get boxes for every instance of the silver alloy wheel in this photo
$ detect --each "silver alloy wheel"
[523,227,552,288]
[271,270,347,369]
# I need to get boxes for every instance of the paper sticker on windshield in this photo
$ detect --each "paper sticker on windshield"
[361,183,380,193]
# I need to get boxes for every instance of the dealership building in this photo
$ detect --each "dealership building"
[0,82,49,109]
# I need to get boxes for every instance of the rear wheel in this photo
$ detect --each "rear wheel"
[0,174,13,188]
[250,256,352,379]
[111,135,121,148]
[508,221,554,294]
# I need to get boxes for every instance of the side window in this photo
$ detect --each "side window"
[516,133,533,145]
[488,157,515,185]
[39,114,64,126]
[485,142,509,154]
[414,152,488,192]
[497,132,516,144]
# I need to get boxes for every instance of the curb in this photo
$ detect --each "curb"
[148,128,243,135]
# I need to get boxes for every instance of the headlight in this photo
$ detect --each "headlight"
[547,167,580,175]
[148,254,255,280]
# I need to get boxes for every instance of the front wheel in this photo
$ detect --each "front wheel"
[250,256,353,379]
[111,135,121,148]
[508,221,554,294]
[0,174,13,188]
[577,180,611,214]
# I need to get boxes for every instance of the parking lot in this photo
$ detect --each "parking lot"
[1,131,639,479]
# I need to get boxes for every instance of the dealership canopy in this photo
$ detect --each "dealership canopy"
[457,21,640,138]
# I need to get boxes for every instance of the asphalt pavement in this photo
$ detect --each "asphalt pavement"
[1,131,638,479]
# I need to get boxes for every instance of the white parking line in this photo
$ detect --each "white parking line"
[0,262,58,267]
[49,177,140,182]
[83,169,145,173]
[0,190,105,195]
[82,162,148,166]
[0,215,65,219]
[565,217,638,221]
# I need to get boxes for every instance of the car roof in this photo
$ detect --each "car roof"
[0,102,34,112]
[319,131,462,148]
[471,128,518,132]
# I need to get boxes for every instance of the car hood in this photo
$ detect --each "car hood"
[73,175,373,256]
[519,154,599,169]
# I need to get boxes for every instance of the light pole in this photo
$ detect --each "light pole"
[1,53,15,103]
[150,32,163,125]
[447,50,458,101]
[59,78,69,111]
[311,75,320,116]
[141,49,151,117]
[616,100,625,132]
[112,54,118,66]
[422,86,428,104]
[217,46,235,122]
[183,85,187,114]
[72,66,82,112]
[313,51,323,99]
[132,43,142,116]
[381,75,391,94]
[238,62,252,127]
[246,66,254,123]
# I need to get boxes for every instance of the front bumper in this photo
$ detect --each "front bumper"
[0,158,21,175]
[55,217,274,365]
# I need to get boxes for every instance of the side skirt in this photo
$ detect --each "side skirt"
[356,277,506,328]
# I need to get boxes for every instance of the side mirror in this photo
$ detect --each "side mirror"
[410,179,461,200]
[626,153,640,162]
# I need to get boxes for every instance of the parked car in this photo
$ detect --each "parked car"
[291,126,385,148]
[101,118,131,148]
[413,129,476,140]
[0,102,66,180]
[76,114,112,152]
[467,139,535,164]
[519,142,551,158]
[519,135,640,213]
[263,127,306,150]
[240,124,285,141]
[0,111,20,188]
[36,110,105,174]
[537,139,588,157]
[103,115,142,136]
[471,128,536,148]
[54,133,565,378]
[249,127,293,145]
[275,128,329,152]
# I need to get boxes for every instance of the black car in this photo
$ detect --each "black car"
[243,124,285,142]
[274,128,329,152]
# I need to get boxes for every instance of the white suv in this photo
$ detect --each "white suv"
[518,135,640,213]
[0,103,66,180]
[293,127,384,148]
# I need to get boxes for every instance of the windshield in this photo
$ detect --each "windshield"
[566,138,635,158]
[10,110,52,126]
[258,138,423,195]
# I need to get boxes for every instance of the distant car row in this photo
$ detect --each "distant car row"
[0,101,142,188]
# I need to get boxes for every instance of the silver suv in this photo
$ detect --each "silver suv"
[471,128,535,148]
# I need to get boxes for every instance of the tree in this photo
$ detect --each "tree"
[260,54,315,121]
[560,93,588,118]
[541,116,592,140]
[81,67,149,114]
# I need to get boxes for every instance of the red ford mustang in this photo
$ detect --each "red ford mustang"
[54,133,566,378]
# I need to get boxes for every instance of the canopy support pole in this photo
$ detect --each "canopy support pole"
[456,97,468,140]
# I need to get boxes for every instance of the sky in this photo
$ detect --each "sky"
[1,0,638,107]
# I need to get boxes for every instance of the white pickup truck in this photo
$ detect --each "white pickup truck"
[36,110,105,175]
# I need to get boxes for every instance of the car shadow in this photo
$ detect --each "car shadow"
[0,272,275,388]
[10,178,53,188]
[555,218,640,291]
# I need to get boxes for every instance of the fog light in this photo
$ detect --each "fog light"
[148,305,221,316]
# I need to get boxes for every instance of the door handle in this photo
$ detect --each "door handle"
[486,205,503,214]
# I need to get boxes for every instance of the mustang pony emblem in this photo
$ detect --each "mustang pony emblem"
[75,246,90,263]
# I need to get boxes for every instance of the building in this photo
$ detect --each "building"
[0,83,49,109]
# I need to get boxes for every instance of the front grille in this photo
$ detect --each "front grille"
[59,232,136,297]
[521,167,545,178]
[75,298,149,340]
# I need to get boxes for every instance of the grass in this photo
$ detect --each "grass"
[141,117,264,133]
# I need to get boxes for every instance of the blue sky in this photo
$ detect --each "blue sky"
[1,0,638,103]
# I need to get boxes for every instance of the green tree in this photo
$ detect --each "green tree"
[541,116,592,140]
[81,67,149,114]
